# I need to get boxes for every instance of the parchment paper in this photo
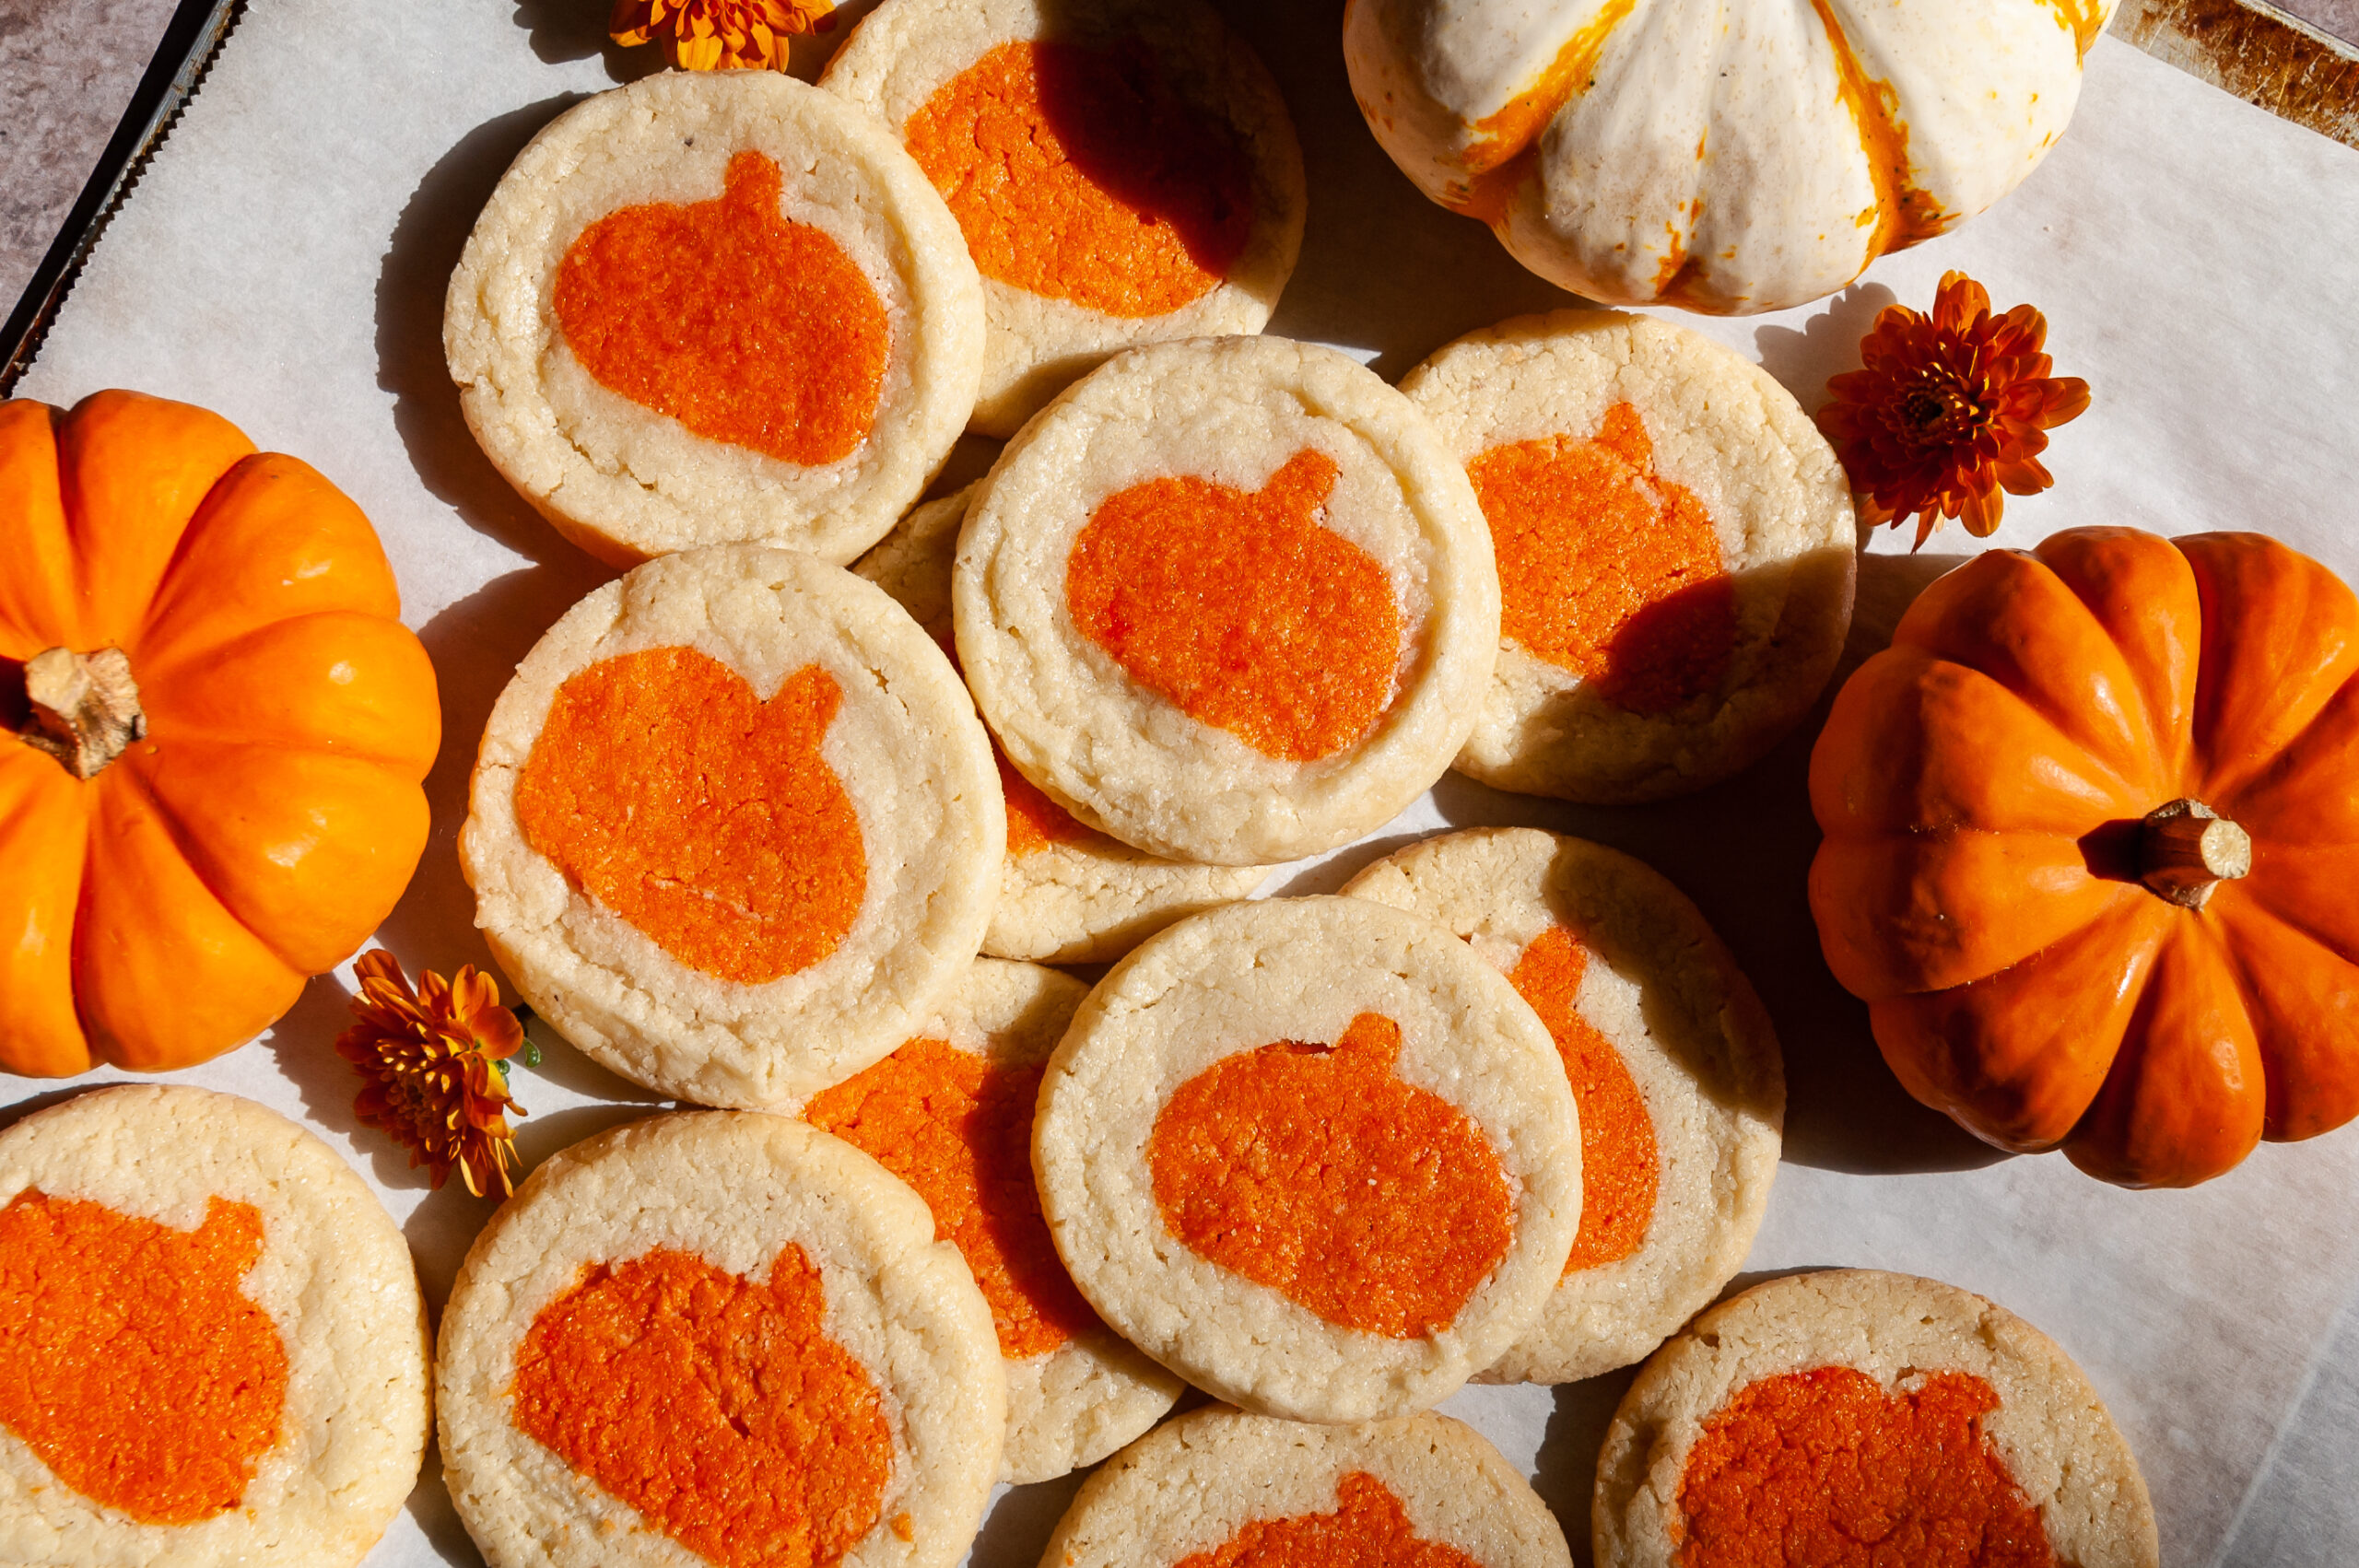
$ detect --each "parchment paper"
[17,0,2359,1562]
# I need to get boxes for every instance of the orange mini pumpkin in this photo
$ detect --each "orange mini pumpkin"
[1,391,439,1075]
[1810,526,2359,1187]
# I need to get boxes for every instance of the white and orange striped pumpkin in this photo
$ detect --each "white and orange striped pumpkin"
[1344,0,2113,314]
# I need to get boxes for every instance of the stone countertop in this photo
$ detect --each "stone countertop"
[6,0,2358,342]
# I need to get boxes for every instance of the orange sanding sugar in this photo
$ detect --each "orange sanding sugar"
[512,1244,892,1568]
[553,148,888,466]
[999,747,1097,856]
[1176,1470,1485,1568]
[514,647,867,986]
[805,1037,1100,1358]
[1148,1012,1513,1339]
[1675,1366,2058,1568]
[1505,926,1658,1273]
[1066,449,1402,763]
[0,1190,287,1524]
[903,39,1256,318]
[1469,402,1736,714]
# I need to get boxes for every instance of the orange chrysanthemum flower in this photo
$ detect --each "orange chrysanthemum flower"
[609,0,835,72]
[1815,271,2090,549]
[336,951,532,1199]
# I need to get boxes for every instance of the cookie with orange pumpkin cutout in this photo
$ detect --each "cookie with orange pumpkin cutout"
[1594,1270,2158,1568]
[1400,310,1856,802]
[1034,895,1580,1423]
[1043,1406,1573,1568]
[956,335,1500,865]
[1344,827,1783,1385]
[856,487,1271,963]
[461,544,1003,1107]
[0,1085,429,1568]
[446,70,983,568]
[799,958,1185,1482]
[819,0,1306,437]
[438,1111,1004,1568]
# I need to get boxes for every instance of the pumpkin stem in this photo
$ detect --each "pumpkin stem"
[18,647,147,779]
[2140,798,2251,909]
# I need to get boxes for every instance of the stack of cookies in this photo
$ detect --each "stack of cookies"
[417,5,2163,1566]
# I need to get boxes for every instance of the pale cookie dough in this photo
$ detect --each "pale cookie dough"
[446,70,982,567]
[0,1086,428,1568]
[955,335,1499,864]
[1594,1270,2159,1568]
[1045,1406,1573,1568]
[855,487,1270,963]
[1033,895,1579,1423]
[796,958,1185,1483]
[1400,310,1856,802]
[821,0,1305,437]
[461,544,1003,1107]
[439,1112,1004,1568]
[1344,828,1783,1385]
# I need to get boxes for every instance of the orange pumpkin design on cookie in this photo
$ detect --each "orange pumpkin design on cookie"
[1067,449,1402,762]
[554,149,889,465]
[1676,1367,2054,1567]
[0,1190,288,1524]
[1149,1012,1511,1338]
[1178,1471,1484,1568]
[905,39,1255,318]
[513,1245,892,1568]
[807,1036,1099,1358]
[1469,401,1734,713]
[513,646,866,986]
[1506,926,1659,1272]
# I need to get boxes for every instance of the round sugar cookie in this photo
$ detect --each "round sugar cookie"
[1343,828,1783,1385]
[0,1085,428,1568]
[1593,1270,2159,1568]
[821,0,1306,437]
[1034,895,1579,1423]
[955,335,1500,865]
[799,958,1186,1483]
[438,1112,1004,1568]
[1399,310,1857,802]
[446,70,983,568]
[1045,1406,1572,1568]
[461,544,1003,1107]
[856,488,1270,962]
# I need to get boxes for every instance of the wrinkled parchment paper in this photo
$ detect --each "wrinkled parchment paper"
[18,0,2359,1562]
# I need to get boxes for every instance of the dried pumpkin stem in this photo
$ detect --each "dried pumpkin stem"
[18,646,147,779]
[2140,798,2251,909]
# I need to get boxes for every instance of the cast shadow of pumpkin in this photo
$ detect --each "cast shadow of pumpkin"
[1752,282,1900,416]
[1426,547,1994,1177]
[1235,0,1586,378]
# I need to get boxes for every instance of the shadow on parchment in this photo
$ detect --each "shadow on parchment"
[1426,546,2000,1178]
[509,0,878,83]
[371,99,618,988]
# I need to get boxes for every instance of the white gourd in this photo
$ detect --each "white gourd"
[1344,0,2113,313]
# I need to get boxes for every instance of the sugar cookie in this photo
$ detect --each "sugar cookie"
[856,488,1269,962]
[1400,310,1855,802]
[439,1112,1003,1568]
[1594,1270,2158,1568]
[1044,1406,1572,1568]
[821,0,1304,437]
[1344,828,1782,1384]
[446,70,982,567]
[955,335,1498,864]
[1033,895,1579,1422]
[462,544,1002,1107]
[799,958,1185,1483]
[0,1085,428,1568]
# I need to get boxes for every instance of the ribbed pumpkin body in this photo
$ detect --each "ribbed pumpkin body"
[1344,0,2112,313]
[0,392,439,1074]
[1810,527,2359,1187]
